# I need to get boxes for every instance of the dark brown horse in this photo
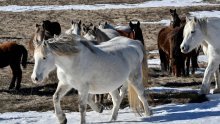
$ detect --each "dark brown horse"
[29,20,61,57]
[0,42,27,90]
[171,26,199,76]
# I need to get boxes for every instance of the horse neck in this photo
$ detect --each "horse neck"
[172,14,181,28]
[134,29,144,45]
[96,28,110,43]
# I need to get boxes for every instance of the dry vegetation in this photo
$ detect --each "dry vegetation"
[0,1,220,112]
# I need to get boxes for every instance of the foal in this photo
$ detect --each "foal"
[0,42,27,90]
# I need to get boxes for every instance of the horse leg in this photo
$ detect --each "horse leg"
[200,60,218,95]
[15,67,22,90]
[213,68,220,94]
[159,49,166,71]
[9,65,16,90]
[78,86,89,124]
[109,89,121,121]
[185,57,190,76]
[87,94,104,113]
[53,82,72,124]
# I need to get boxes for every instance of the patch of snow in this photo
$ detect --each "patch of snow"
[1,87,220,124]
[198,55,208,63]
[190,10,220,18]
[141,20,171,26]
[0,0,218,12]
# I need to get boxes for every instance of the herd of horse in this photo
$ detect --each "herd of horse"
[1,8,220,124]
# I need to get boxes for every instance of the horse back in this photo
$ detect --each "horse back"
[0,42,27,68]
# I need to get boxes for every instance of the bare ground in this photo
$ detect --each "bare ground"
[0,1,220,112]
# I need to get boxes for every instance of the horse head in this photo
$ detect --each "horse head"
[169,9,182,28]
[82,23,93,35]
[129,21,144,45]
[181,17,206,53]
[65,20,81,35]
[31,39,56,84]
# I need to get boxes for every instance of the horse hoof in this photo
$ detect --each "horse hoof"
[146,109,153,116]
[60,118,67,124]
[99,105,104,113]
[8,86,14,90]
[199,90,209,95]
[15,87,20,91]
[213,89,220,94]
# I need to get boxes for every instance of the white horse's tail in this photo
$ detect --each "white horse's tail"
[128,83,144,116]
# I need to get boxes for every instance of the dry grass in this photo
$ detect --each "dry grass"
[0,1,220,112]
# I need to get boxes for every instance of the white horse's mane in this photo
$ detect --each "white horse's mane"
[43,34,84,55]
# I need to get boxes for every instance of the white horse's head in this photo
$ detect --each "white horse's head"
[180,17,206,53]
[65,20,81,35]
[31,40,56,84]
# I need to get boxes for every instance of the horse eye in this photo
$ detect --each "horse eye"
[191,31,195,34]
[43,57,46,60]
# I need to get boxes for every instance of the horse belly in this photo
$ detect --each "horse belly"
[88,70,129,94]
[88,78,127,94]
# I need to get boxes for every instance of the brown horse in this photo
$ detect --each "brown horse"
[158,9,198,77]
[0,42,27,90]
[29,20,61,57]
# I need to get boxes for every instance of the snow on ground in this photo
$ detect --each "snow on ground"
[0,0,218,12]
[0,0,220,123]
[190,10,220,18]
[0,89,220,124]
[141,20,171,26]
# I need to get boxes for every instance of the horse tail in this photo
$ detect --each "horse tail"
[20,45,28,68]
[142,51,148,85]
[128,83,144,116]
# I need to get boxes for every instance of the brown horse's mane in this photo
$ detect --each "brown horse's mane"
[116,30,134,39]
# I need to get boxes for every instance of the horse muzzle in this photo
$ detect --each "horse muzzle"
[180,44,189,53]
[31,74,44,84]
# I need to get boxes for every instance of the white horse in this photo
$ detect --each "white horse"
[180,17,220,94]
[31,34,152,124]
[65,20,81,35]
[99,21,131,32]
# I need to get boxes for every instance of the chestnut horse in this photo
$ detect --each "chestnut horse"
[0,42,27,90]
[29,20,61,57]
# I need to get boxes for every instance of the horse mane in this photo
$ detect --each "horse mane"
[197,18,208,36]
[95,28,110,42]
[45,34,96,55]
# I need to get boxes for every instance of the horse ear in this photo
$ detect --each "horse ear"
[36,24,41,28]
[129,21,133,28]
[78,20,81,26]
[93,26,97,31]
[105,22,108,25]
[174,9,176,13]
[185,16,190,22]
[90,23,93,27]
[71,20,74,25]
[193,17,197,22]
[137,21,140,27]
[170,9,172,13]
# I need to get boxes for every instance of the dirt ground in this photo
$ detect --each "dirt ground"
[0,1,220,112]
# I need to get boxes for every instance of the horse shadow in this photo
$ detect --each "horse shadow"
[0,83,77,96]
[142,99,220,123]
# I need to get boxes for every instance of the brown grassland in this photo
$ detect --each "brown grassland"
[0,0,219,112]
